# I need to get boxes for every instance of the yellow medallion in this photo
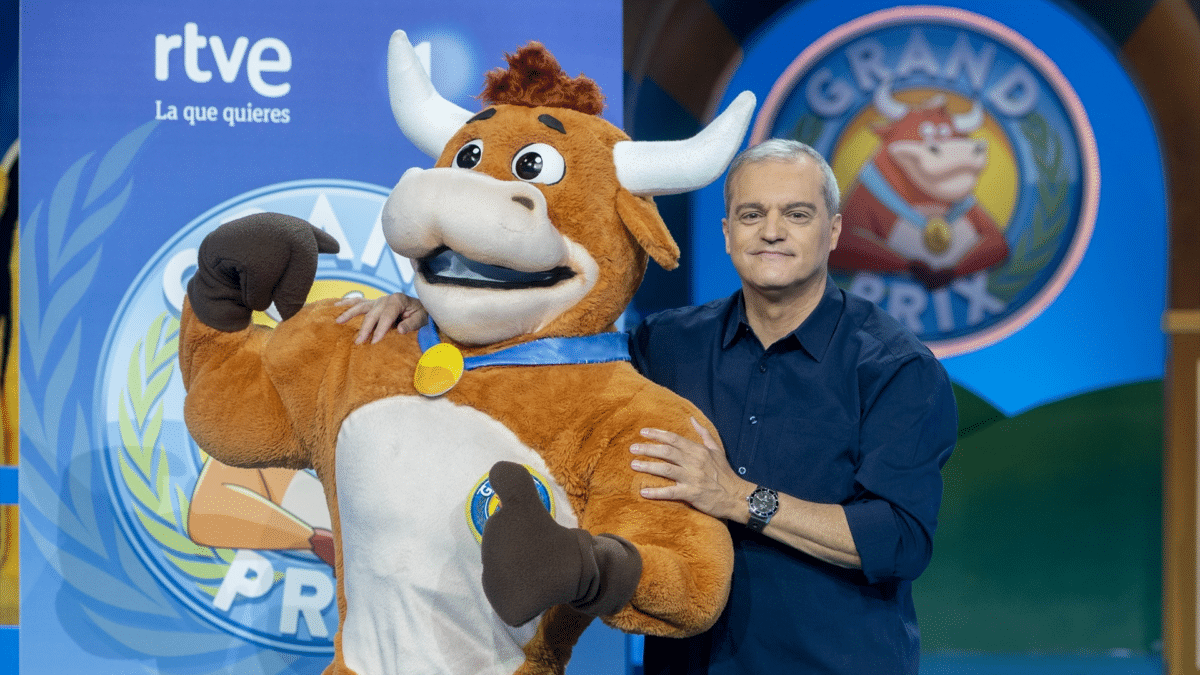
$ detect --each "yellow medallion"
[414,343,465,397]
[923,217,952,255]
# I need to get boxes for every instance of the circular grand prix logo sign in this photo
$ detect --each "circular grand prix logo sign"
[95,180,416,654]
[753,6,1099,357]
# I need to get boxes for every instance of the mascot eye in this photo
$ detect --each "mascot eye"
[455,140,484,169]
[511,143,566,185]
[918,121,936,140]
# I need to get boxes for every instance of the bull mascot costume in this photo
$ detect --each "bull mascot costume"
[179,31,755,675]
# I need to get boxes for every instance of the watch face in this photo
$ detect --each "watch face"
[748,488,778,517]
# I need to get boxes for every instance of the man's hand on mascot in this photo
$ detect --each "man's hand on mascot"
[631,417,751,522]
[334,292,429,344]
[908,260,956,290]
[480,461,642,627]
[187,213,340,332]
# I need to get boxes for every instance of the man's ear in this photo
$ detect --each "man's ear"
[615,189,680,271]
[829,213,843,251]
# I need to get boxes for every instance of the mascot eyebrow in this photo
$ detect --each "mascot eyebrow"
[537,114,566,134]
[466,108,498,124]
[464,108,566,135]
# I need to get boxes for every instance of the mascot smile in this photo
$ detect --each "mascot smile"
[179,31,755,675]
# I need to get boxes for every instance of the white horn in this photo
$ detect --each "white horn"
[613,91,757,197]
[388,30,474,159]
[952,99,984,133]
[873,81,909,121]
[413,40,432,79]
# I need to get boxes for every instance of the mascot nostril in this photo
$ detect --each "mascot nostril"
[179,29,755,675]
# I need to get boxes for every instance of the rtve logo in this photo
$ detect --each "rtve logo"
[155,22,292,98]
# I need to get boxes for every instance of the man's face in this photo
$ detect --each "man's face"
[722,158,842,297]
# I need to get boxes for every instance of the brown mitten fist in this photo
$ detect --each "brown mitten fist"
[187,213,340,331]
[481,461,642,627]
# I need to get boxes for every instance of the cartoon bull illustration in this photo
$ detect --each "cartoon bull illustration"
[830,82,1009,289]
[179,32,755,675]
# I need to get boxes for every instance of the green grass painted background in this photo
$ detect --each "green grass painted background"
[915,381,1163,652]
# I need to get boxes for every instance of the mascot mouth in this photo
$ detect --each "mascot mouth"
[419,248,576,289]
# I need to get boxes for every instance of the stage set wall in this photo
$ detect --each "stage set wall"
[5,0,1198,674]
[626,1,1196,674]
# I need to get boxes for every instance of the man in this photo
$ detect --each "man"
[628,139,957,674]
[335,139,957,674]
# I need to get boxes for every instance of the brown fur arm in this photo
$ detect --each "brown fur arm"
[576,391,733,637]
[179,297,317,470]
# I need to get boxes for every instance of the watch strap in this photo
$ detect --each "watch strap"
[746,512,769,533]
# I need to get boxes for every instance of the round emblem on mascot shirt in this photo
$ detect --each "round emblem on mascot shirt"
[95,180,417,654]
[753,6,1099,357]
[466,466,557,543]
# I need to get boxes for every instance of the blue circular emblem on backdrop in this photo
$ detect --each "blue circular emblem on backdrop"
[95,180,416,654]
[751,6,1099,357]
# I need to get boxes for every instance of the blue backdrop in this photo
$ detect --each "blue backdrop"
[19,2,626,673]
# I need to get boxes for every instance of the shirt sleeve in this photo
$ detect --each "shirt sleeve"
[843,353,957,584]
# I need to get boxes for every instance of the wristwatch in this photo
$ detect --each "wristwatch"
[745,486,779,533]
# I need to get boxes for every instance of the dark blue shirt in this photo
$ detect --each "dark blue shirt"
[632,277,957,675]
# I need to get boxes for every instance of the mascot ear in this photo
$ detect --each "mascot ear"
[615,189,680,271]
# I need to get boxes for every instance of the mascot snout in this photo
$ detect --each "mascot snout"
[382,167,567,269]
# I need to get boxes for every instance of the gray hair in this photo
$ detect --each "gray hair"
[723,139,840,218]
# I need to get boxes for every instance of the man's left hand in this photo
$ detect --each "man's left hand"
[631,418,753,522]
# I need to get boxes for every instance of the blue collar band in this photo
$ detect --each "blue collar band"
[417,318,630,370]
[857,161,975,225]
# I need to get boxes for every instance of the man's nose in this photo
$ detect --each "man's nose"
[760,212,785,241]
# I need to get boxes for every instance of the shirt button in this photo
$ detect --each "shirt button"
[737,467,747,475]
[759,363,767,373]
[749,415,758,424]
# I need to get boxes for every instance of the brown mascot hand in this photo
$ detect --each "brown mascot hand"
[481,461,642,627]
[186,212,340,332]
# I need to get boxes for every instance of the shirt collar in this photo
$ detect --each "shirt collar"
[721,274,844,362]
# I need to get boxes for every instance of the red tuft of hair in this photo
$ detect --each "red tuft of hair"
[479,42,604,116]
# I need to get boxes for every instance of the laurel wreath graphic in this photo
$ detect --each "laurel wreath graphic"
[19,121,314,673]
[117,312,239,598]
[789,113,826,149]
[986,112,1070,303]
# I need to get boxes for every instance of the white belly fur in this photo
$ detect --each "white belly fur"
[336,395,578,675]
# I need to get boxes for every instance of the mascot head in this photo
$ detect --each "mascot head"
[381,31,754,346]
